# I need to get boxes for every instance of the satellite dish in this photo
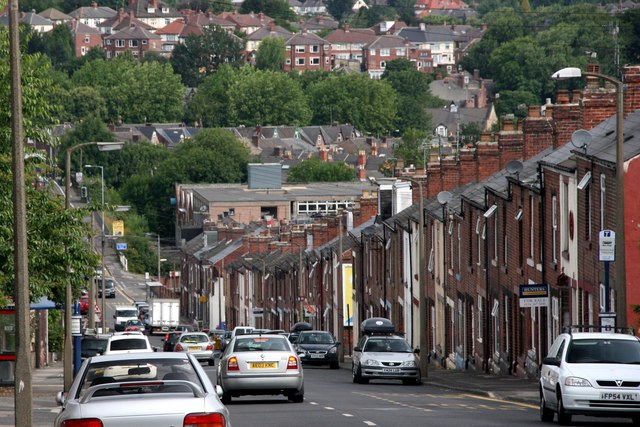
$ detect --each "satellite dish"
[505,160,523,176]
[437,191,452,206]
[571,129,592,150]
[199,205,208,212]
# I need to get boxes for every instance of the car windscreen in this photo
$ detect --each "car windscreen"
[364,338,412,353]
[566,338,640,364]
[298,333,335,345]
[77,358,201,398]
[117,310,138,317]
[82,339,108,352]
[234,336,289,352]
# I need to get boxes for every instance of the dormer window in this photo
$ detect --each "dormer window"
[162,7,169,13]
[148,7,155,13]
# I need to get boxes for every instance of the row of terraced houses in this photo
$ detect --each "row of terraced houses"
[168,64,640,378]
[1,0,486,76]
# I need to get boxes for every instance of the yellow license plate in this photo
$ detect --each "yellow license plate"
[188,346,200,351]
[250,362,276,369]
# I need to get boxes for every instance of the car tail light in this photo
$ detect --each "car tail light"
[183,412,226,427]
[206,343,213,350]
[175,343,184,351]
[227,356,239,371]
[62,419,103,427]
[287,355,298,369]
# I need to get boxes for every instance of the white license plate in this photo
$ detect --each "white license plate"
[310,354,325,359]
[601,392,638,401]
[382,368,401,373]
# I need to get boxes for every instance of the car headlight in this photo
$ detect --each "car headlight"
[329,347,337,354]
[362,358,380,366]
[400,360,416,367]
[564,377,592,387]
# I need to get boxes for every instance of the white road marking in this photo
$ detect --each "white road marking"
[325,406,335,410]
[342,413,354,417]
[363,421,376,426]
[309,402,318,405]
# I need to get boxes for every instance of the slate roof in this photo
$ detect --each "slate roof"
[129,0,181,19]
[39,8,72,21]
[324,27,377,44]
[397,27,456,43]
[245,24,292,40]
[365,34,409,49]
[69,6,117,20]
[104,25,161,41]
[67,19,101,35]
[286,31,329,46]
[99,10,155,31]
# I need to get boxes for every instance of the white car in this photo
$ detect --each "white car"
[103,331,155,355]
[540,329,640,425]
[173,332,216,365]
[55,352,231,427]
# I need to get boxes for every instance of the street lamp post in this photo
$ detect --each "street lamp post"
[146,232,162,282]
[84,164,103,331]
[64,141,122,391]
[551,67,626,326]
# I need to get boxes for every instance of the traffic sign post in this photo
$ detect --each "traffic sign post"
[599,230,615,313]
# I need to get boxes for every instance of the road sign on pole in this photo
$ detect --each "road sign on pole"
[599,230,615,261]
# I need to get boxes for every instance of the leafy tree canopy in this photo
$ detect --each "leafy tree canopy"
[287,157,356,183]
[171,26,245,87]
[185,63,237,127]
[228,67,312,126]
[326,0,356,22]
[393,128,428,168]
[255,36,286,71]
[240,0,296,22]
[307,73,398,135]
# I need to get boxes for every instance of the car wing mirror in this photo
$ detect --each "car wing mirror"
[354,346,361,352]
[56,391,66,406]
[542,356,561,367]
[414,348,421,354]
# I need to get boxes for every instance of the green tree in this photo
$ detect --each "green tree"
[459,122,482,148]
[72,57,185,123]
[228,68,312,126]
[64,86,108,122]
[350,5,397,28]
[255,36,286,71]
[185,64,237,127]
[287,157,356,183]
[0,28,99,306]
[494,90,539,119]
[240,0,296,22]
[393,0,418,25]
[171,26,245,87]
[326,0,356,22]
[27,24,76,73]
[620,8,640,64]
[393,128,428,168]
[307,73,398,135]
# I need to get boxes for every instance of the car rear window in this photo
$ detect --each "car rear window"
[109,338,149,351]
[181,334,208,343]
[234,337,289,352]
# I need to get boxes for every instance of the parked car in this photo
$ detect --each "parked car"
[124,318,146,333]
[103,331,155,355]
[173,332,216,366]
[540,327,640,424]
[54,352,231,427]
[289,322,312,344]
[80,334,110,360]
[296,330,340,369]
[352,317,421,385]
[162,331,182,352]
[97,277,116,298]
[217,333,304,404]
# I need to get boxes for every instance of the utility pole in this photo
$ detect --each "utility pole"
[10,0,33,423]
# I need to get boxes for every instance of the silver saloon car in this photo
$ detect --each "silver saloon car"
[55,352,231,427]
[173,332,216,365]
[352,335,421,385]
[217,334,304,404]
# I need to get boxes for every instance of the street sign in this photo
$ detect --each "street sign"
[519,284,549,308]
[116,242,127,251]
[599,230,615,261]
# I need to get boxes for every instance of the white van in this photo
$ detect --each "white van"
[231,326,255,338]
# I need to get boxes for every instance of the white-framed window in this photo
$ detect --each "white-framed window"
[296,45,305,53]
[380,48,390,56]
[115,39,124,48]
[106,39,112,45]
[529,195,535,259]
[129,39,138,47]
[493,214,498,263]
[457,223,461,272]
[84,36,90,43]
[310,45,319,53]
[296,57,305,66]
[600,174,606,230]
[310,57,320,65]
[504,294,509,352]
[492,298,499,353]
[81,46,87,55]
[396,47,405,56]
[380,61,386,68]
[428,247,434,273]
[477,295,483,342]
[370,49,375,55]
[475,217,481,265]
[552,296,559,338]
[286,58,291,64]
[142,40,147,45]
[448,220,453,270]
[552,195,558,263]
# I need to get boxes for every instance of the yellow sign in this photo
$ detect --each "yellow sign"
[112,220,124,236]
[199,295,207,303]
[342,263,353,326]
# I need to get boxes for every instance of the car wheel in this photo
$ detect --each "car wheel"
[289,388,304,403]
[221,390,232,405]
[330,362,340,370]
[352,364,361,383]
[557,392,572,425]
[539,391,554,422]
[631,415,640,425]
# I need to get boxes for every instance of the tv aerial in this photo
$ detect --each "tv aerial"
[505,160,523,180]
[571,129,592,153]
